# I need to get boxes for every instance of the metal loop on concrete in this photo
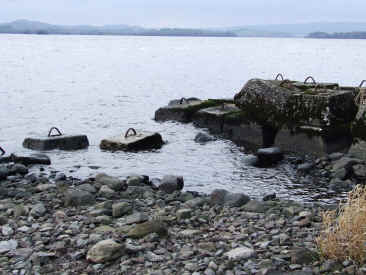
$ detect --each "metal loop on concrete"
[359,80,366,88]
[275,73,284,81]
[125,128,137,138]
[0,146,5,156]
[179,97,187,104]
[48,127,63,137]
[304,76,316,85]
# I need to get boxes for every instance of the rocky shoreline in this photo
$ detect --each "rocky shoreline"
[1,151,366,274]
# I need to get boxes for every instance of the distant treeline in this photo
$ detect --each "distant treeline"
[0,23,236,37]
[307,31,366,39]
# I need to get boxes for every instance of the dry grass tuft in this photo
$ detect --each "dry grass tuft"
[316,185,366,264]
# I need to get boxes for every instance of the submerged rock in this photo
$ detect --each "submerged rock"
[210,189,250,207]
[194,132,216,143]
[256,147,284,167]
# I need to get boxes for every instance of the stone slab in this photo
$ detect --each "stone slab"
[100,131,164,151]
[23,135,89,151]
[154,98,203,122]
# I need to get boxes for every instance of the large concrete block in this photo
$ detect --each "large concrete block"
[23,127,89,151]
[234,78,357,130]
[193,104,240,134]
[100,128,164,152]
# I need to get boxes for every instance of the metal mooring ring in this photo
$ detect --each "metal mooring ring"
[275,73,284,81]
[304,76,316,85]
[48,127,63,137]
[179,97,187,104]
[125,128,137,138]
[0,146,5,156]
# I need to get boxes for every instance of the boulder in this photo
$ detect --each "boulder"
[95,173,128,191]
[0,153,51,165]
[64,188,95,207]
[100,129,164,152]
[210,189,250,207]
[23,127,89,151]
[194,132,216,143]
[9,164,28,175]
[225,247,256,260]
[112,202,133,218]
[256,147,284,167]
[127,220,168,238]
[86,239,125,263]
[158,175,184,194]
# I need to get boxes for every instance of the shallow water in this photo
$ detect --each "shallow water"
[1,34,365,202]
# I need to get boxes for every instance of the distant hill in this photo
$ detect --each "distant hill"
[2,20,366,38]
[307,31,366,39]
[0,20,235,37]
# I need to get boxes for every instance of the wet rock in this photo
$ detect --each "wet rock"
[210,189,250,207]
[0,165,9,180]
[297,162,315,173]
[256,147,284,167]
[225,247,256,260]
[31,252,56,266]
[30,203,47,217]
[55,173,66,181]
[332,157,362,172]
[98,185,116,198]
[78,183,97,194]
[263,193,276,201]
[10,164,28,175]
[0,239,17,253]
[126,175,149,187]
[112,202,133,218]
[194,132,216,143]
[332,167,347,180]
[8,153,51,165]
[64,188,95,207]
[329,178,354,192]
[176,208,192,220]
[127,220,168,238]
[353,164,366,180]
[117,212,148,225]
[154,98,203,122]
[158,175,184,194]
[95,173,128,191]
[86,239,125,263]
[241,200,269,213]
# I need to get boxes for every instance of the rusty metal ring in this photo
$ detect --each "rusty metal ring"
[359,80,366,88]
[179,97,187,104]
[125,128,137,138]
[48,127,62,137]
[275,73,284,81]
[304,76,316,85]
[0,146,5,156]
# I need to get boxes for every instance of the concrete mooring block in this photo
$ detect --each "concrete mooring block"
[100,128,164,152]
[23,127,89,151]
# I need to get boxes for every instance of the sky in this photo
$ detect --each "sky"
[1,0,365,28]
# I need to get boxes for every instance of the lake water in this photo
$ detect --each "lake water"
[1,34,366,202]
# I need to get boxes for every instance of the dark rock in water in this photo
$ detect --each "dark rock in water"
[0,166,10,180]
[2,154,51,166]
[297,162,315,173]
[263,193,276,201]
[9,164,28,176]
[64,188,95,207]
[100,130,164,152]
[256,147,284,167]
[55,173,66,181]
[332,157,362,172]
[210,189,250,207]
[329,178,354,192]
[126,175,150,187]
[328,152,344,161]
[158,175,184,194]
[194,132,216,143]
[243,155,259,166]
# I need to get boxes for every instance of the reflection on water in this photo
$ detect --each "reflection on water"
[1,34,365,203]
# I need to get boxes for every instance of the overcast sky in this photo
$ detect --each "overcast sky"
[1,0,365,27]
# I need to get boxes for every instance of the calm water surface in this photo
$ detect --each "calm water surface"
[1,34,366,202]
